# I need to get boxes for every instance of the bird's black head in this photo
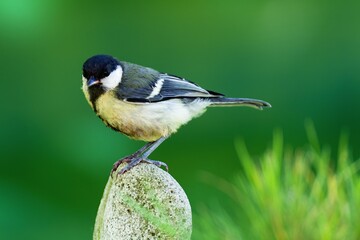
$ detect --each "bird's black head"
[83,55,120,81]
[82,55,123,106]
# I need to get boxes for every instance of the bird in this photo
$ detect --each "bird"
[82,54,271,175]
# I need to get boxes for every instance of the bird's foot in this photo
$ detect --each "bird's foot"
[116,157,144,175]
[113,157,169,176]
[111,155,134,175]
[142,159,168,172]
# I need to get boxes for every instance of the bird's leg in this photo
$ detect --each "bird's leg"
[117,137,168,175]
[136,137,169,171]
[111,141,154,174]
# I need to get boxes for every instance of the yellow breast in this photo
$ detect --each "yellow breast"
[95,91,201,142]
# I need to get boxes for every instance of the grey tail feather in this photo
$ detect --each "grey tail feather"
[208,97,271,110]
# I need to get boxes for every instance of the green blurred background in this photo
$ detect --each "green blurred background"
[0,0,359,239]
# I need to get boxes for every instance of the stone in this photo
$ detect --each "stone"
[93,162,192,240]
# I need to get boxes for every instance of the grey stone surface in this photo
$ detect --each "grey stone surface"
[93,162,192,240]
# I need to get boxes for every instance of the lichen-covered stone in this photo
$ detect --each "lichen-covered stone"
[93,162,192,240]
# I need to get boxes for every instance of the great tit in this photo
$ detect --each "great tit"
[82,54,271,175]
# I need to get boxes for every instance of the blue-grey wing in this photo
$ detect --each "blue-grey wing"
[118,73,223,102]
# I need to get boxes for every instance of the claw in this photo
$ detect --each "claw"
[143,159,169,172]
[112,158,169,176]
[117,157,143,175]
[111,156,133,176]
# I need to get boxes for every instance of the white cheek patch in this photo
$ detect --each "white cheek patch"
[101,66,123,89]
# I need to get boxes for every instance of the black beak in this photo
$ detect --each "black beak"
[87,76,100,87]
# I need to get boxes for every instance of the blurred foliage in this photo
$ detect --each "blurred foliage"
[194,127,360,239]
[0,0,359,239]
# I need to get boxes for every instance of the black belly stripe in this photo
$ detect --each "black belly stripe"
[89,87,106,112]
